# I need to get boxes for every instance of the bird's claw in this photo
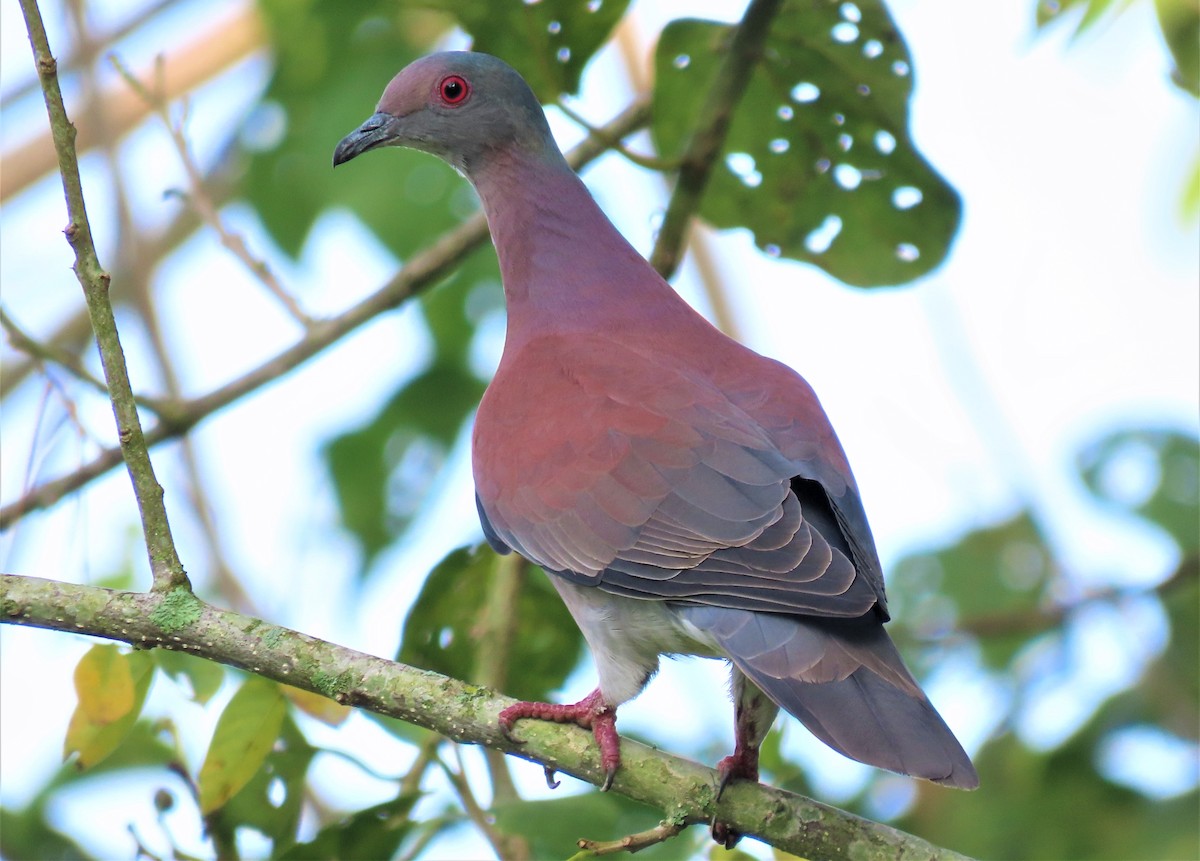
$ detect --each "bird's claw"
[600,764,616,792]
[543,765,561,790]
[498,717,525,746]
[710,816,740,850]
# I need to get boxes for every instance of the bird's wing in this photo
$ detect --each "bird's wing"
[473,333,885,619]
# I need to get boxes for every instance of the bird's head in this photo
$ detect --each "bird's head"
[332,51,555,174]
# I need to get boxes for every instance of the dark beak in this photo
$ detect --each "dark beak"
[333,111,399,167]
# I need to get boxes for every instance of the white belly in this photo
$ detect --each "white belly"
[548,573,725,706]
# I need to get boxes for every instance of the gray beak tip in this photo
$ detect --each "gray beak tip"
[332,111,397,168]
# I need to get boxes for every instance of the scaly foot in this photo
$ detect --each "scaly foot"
[498,688,621,790]
[712,743,761,848]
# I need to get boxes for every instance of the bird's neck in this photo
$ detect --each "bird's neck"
[469,147,684,342]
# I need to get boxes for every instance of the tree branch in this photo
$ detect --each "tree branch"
[2,5,262,203]
[0,572,974,861]
[0,97,652,531]
[19,0,187,592]
[648,0,782,279]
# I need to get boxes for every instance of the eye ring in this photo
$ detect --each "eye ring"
[438,75,470,106]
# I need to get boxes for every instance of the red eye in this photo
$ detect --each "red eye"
[439,75,470,105]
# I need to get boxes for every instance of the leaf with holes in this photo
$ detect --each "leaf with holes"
[652,1,961,286]
[437,0,631,100]
[198,677,287,814]
[64,647,154,769]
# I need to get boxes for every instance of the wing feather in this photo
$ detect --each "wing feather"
[473,332,888,618]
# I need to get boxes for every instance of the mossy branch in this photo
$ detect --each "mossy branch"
[0,572,974,861]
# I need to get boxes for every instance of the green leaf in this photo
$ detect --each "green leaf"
[278,794,418,860]
[323,241,498,569]
[492,792,684,860]
[197,677,287,814]
[323,359,486,566]
[439,0,631,100]
[154,648,225,705]
[1156,0,1200,96]
[64,648,154,769]
[399,546,585,702]
[214,714,316,848]
[0,805,95,861]
[652,2,961,286]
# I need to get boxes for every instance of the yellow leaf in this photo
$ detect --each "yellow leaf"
[74,644,134,724]
[64,649,153,768]
[281,684,351,726]
[198,677,287,814]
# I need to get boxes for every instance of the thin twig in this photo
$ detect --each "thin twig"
[0,0,180,110]
[0,305,164,413]
[556,99,676,171]
[442,746,529,861]
[0,97,653,530]
[648,0,783,279]
[571,820,688,858]
[0,148,238,401]
[110,54,315,328]
[18,0,187,591]
[3,6,262,202]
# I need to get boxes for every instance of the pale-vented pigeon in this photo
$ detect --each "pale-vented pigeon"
[334,51,978,820]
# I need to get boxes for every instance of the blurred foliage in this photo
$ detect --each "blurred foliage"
[1036,0,1199,97]
[653,0,961,285]
[1036,0,1200,221]
[3,0,1197,859]
[398,546,584,701]
[888,425,1199,860]
[491,791,686,859]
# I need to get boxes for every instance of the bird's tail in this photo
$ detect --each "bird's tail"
[679,605,979,789]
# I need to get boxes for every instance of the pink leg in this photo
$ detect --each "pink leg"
[712,672,777,848]
[499,688,622,791]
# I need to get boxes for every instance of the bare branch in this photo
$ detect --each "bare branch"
[648,0,783,279]
[3,6,262,202]
[110,54,315,328]
[572,820,687,857]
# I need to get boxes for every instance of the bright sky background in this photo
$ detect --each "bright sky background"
[1,0,1197,857]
